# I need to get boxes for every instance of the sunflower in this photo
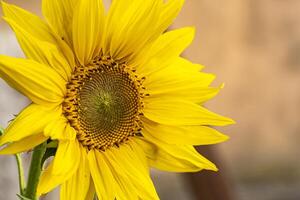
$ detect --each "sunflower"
[0,0,234,199]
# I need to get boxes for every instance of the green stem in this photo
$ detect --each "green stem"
[15,153,26,195]
[24,142,47,200]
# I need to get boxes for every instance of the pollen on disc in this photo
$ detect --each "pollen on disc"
[62,56,146,150]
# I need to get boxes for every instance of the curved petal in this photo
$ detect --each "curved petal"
[2,1,76,68]
[143,59,215,93]
[85,180,96,200]
[134,27,195,75]
[137,137,217,172]
[52,140,81,175]
[142,118,229,145]
[0,55,66,105]
[89,144,159,200]
[2,2,57,44]
[175,57,205,72]
[103,0,161,61]
[0,133,48,155]
[37,140,80,195]
[44,117,76,140]
[103,141,159,200]
[72,0,105,65]
[105,0,185,63]
[88,150,116,200]
[4,18,72,81]
[156,0,184,32]
[0,104,60,146]
[148,86,221,104]
[144,99,235,126]
[60,145,91,200]
[42,0,79,46]
[144,60,221,103]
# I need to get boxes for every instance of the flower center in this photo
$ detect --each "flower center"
[63,56,145,151]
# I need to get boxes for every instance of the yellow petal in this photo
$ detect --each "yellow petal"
[60,145,90,200]
[148,86,221,104]
[0,104,60,146]
[144,58,215,90]
[2,1,57,44]
[142,118,229,145]
[135,27,195,75]
[85,180,96,200]
[105,0,185,64]
[52,140,81,175]
[104,141,159,200]
[175,57,205,71]
[145,59,221,103]
[37,140,80,195]
[2,1,76,69]
[103,0,161,61]
[4,18,72,81]
[156,0,184,32]
[137,137,217,172]
[0,133,48,155]
[42,0,79,46]
[72,0,105,65]
[44,118,76,140]
[0,55,66,105]
[88,150,116,200]
[144,99,235,126]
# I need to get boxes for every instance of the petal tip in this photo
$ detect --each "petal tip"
[206,163,218,172]
[0,1,7,8]
[219,116,236,126]
[216,133,230,143]
[228,118,236,125]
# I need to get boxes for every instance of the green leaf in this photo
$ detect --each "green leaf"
[16,194,32,200]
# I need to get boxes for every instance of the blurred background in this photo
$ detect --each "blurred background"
[1,0,300,199]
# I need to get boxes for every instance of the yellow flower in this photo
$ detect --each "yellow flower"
[0,0,234,199]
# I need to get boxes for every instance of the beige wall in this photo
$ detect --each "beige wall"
[175,1,300,198]
[175,0,300,169]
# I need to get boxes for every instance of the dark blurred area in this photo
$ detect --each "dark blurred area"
[1,0,300,199]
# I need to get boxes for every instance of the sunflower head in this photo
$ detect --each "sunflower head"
[63,56,146,150]
[0,0,234,199]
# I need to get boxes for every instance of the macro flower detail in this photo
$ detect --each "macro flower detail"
[0,0,234,199]
[63,56,145,150]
